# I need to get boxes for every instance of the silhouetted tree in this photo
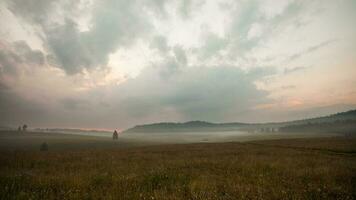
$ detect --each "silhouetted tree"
[22,124,27,131]
[18,126,22,131]
[113,130,118,140]
[40,142,48,151]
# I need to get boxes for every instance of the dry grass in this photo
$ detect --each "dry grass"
[0,134,355,199]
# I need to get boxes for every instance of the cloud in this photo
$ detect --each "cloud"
[0,61,273,128]
[45,19,94,74]
[173,46,187,65]
[195,0,305,63]
[0,40,49,125]
[1,0,355,129]
[111,64,272,123]
[178,0,205,19]
[0,40,45,76]
[286,39,337,62]
[5,0,56,24]
[280,85,296,90]
[283,66,307,74]
[61,98,90,110]
[198,32,228,60]
[0,39,110,127]
[5,0,153,74]
[150,35,170,53]
[0,89,48,126]
[3,0,306,73]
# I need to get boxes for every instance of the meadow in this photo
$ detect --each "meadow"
[0,131,355,199]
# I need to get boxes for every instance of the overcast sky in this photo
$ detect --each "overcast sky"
[0,0,355,130]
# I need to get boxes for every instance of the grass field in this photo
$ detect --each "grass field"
[0,131,155,151]
[0,131,355,199]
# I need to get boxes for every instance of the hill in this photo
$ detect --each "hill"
[124,109,356,133]
[124,121,248,133]
[275,109,356,126]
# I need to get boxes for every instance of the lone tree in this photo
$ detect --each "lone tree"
[40,142,48,151]
[113,130,118,140]
[22,124,28,131]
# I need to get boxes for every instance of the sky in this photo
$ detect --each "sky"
[0,0,355,130]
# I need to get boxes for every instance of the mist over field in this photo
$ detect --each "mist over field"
[1,0,356,199]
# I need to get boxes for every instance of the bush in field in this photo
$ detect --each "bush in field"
[113,130,118,140]
[22,124,27,131]
[40,142,48,151]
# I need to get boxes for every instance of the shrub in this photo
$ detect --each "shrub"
[40,142,48,151]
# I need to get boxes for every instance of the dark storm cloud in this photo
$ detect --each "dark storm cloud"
[112,64,271,123]
[5,0,56,24]
[0,40,46,126]
[45,19,95,74]
[5,0,153,74]
[13,41,45,65]
[0,40,45,75]
[4,0,305,74]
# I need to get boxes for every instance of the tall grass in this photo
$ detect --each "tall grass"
[0,138,355,199]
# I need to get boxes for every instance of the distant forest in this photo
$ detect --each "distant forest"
[279,120,356,135]
[124,109,356,134]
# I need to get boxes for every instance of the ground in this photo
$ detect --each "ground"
[0,131,355,199]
